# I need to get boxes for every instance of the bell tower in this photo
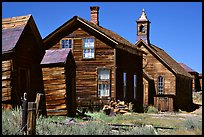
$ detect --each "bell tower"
[136,9,151,45]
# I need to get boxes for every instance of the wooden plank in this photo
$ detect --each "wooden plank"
[45,94,66,101]
[46,110,67,116]
[27,102,36,135]
[44,84,66,90]
[43,79,65,85]
[42,67,64,72]
[46,104,67,110]
[46,98,66,106]
[2,80,11,87]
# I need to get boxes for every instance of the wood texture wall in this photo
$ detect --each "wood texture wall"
[42,67,67,116]
[141,47,176,95]
[2,60,12,109]
[143,78,149,105]
[49,28,115,100]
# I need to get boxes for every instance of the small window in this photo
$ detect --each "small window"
[134,74,137,99]
[139,25,145,33]
[123,72,127,99]
[98,68,110,97]
[83,38,95,59]
[158,76,164,95]
[61,39,72,48]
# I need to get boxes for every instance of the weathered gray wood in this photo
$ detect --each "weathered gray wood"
[35,93,44,118]
[27,102,36,135]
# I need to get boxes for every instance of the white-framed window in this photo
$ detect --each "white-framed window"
[158,76,164,95]
[61,38,73,48]
[83,38,95,59]
[98,68,110,97]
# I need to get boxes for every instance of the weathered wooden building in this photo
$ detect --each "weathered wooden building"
[2,15,46,110]
[179,62,201,92]
[198,73,202,91]
[43,6,145,112]
[40,48,76,116]
[135,9,193,112]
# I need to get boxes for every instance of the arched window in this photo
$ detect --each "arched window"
[158,76,164,95]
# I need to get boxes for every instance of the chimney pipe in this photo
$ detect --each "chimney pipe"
[90,6,100,25]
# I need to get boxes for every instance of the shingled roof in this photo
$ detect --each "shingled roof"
[2,14,43,55]
[2,15,31,54]
[179,62,198,74]
[136,39,193,78]
[40,48,72,65]
[43,16,145,56]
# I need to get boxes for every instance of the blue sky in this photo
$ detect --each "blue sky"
[2,2,202,73]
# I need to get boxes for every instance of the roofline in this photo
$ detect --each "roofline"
[43,16,78,44]
[43,16,145,56]
[136,39,192,78]
[77,17,118,45]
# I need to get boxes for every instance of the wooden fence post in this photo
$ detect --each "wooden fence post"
[35,93,44,118]
[21,93,28,135]
[27,102,36,135]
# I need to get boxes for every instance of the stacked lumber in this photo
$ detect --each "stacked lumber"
[103,100,132,115]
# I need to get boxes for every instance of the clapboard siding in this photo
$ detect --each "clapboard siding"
[49,28,115,100]
[141,47,176,95]
[2,60,12,102]
[42,67,67,116]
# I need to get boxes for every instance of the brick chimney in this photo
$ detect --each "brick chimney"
[90,6,100,25]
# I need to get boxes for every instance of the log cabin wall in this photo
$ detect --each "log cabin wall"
[2,60,12,109]
[49,28,115,101]
[42,67,68,116]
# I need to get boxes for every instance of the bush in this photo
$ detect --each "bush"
[2,107,23,135]
[145,105,158,113]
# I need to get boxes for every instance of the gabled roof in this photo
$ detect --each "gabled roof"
[43,16,145,56]
[2,14,44,55]
[136,39,193,78]
[40,48,72,65]
[179,62,198,74]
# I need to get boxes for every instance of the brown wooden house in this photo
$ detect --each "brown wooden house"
[43,6,145,112]
[2,14,46,110]
[40,48,76,116]
[135,9,193,112]
[179,62,201,92]
[198,73,202,91]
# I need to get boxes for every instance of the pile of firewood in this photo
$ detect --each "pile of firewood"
[103,100,132,116]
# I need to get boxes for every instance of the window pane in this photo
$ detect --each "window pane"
[83,38,94,59]
[98,69,110,80]
[98,68,110,97]
[158,76,163,94]
[134,74,137,99]
[61,39,72,48]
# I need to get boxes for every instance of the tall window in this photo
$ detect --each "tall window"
[133,74,137,99]
[158,76,164,95]
[123,72,127,99]
[83,38,95,59]
[98,68,110,97]
[61,39,72,48]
